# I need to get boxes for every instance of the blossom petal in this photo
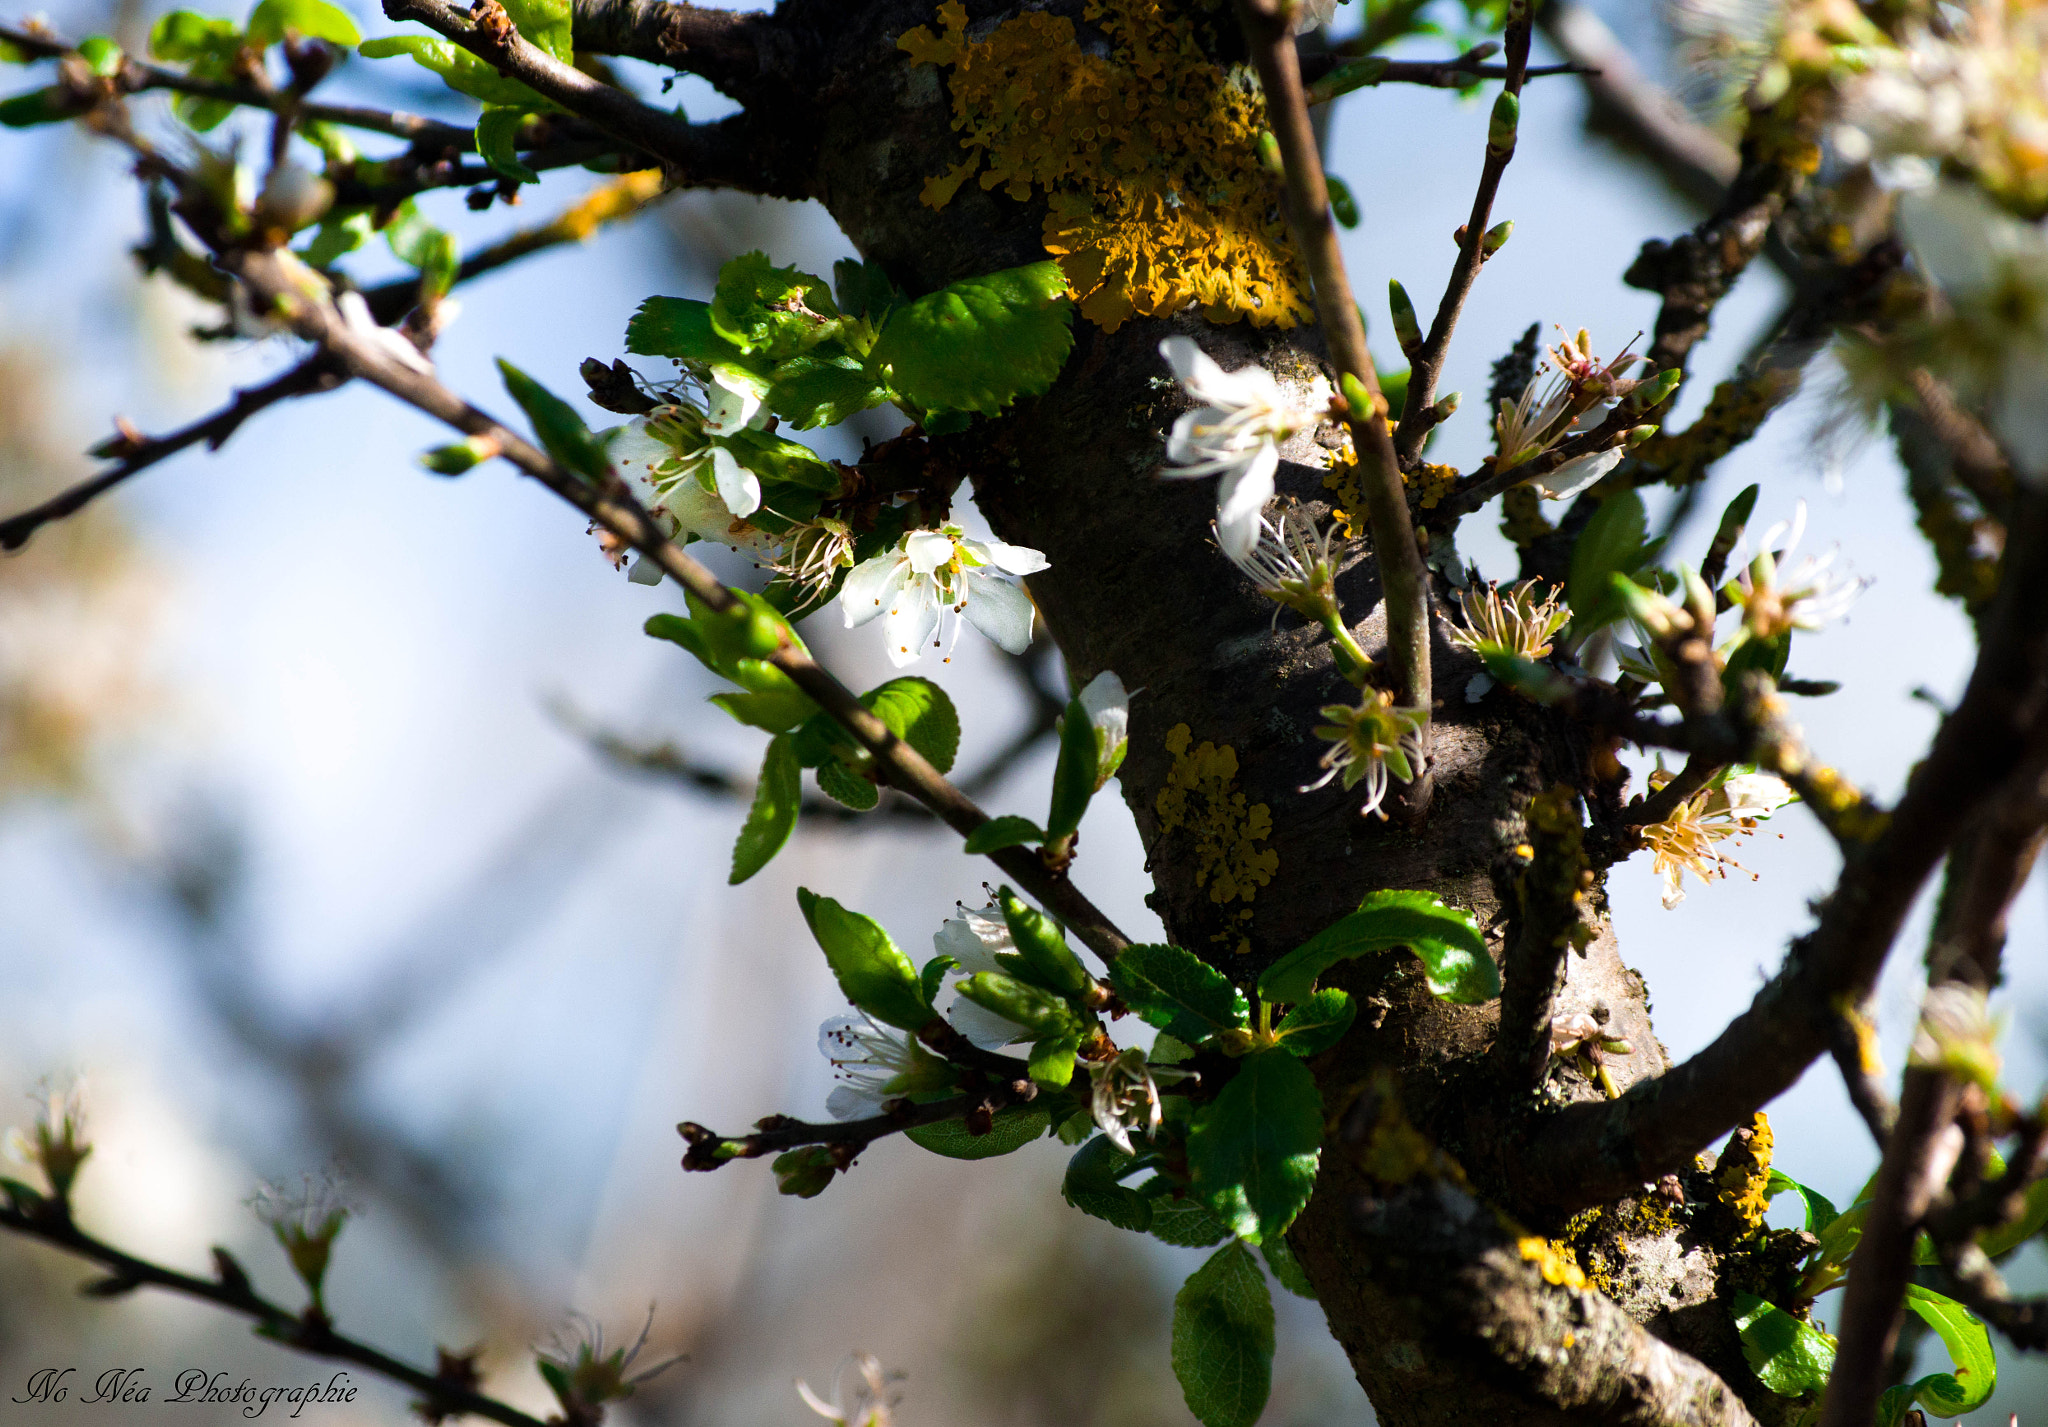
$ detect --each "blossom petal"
[904,529,957,576]
[947,995,1031,1049]
[1532,447,1622,501]
[710,445,762,518]
[933,908,1009,973]
[881,577,941,665]
[1214,441,1278,559]
[840,554,905,629]
[703,374,765,435]
[826,1084,888,1121]
[626,555,664,586]
[980,539,1050,576]
[961,574,1037,654]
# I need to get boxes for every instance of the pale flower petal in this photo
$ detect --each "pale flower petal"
[840,553,905,629]
[710,444,761,518]
[961,576,1038,654]
[980,539,1051,576]
[1213,441,1279,559]
[703,374,765,435]
[880,580,941,666]
[1532,447,1622,501]
[905,529,957,576]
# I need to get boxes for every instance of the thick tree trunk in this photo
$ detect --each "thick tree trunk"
[784,3,1791,1420]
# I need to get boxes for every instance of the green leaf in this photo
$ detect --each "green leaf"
[1976,1176,2048,1258]
[1172,1243,1276,1427]
[150,11,239,62]
[766,352,891,429]
[1144,1181,1233,1247]
[357,35,547,107]
[868,260,1073,419]
[954,971,1079,1040]
[1187,1048,1322,1244]
[795,888,931,1031]
[1274,989,1356,1057]
[1704,483,1759,580]
[1045,695,1098,842]
[1063,1135,1153,1231]
[1107,944,1250,1045]
[861,676,959,774]
[247,0,360,47]
[474,105,538,183]
[833,257,903,324]
[1260,1236,1317,1299]
[1567,488,1650,637]
[918,954,955,1009]
[814,758,880,810]
[499,0,572,62]
[710,251,843,359]
[998,887,1089,996]
[963,815,1044,854]
[302,208,373,267]
[74,36,123,76]
[1763,1168,1839,1235]
[905,1104,1049,1159]
[729,735,800,884]
[1257,890,1495,1006]
[771,1145,835,1198]
[413,228,460,304]
[0,87,70,126]
[716,426,841,493]
[1028,1031,1082,1089]
[709,686,816,735]
[419,437,493,476]
[497,359,611,482]
[1732,1292,1835,1396]
[1900,1284,1995,1414]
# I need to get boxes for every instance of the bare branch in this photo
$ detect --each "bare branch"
[1494,787,1588,1091]
[568,0,792,107]
[0,355,343,552]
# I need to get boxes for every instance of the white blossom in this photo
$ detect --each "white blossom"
[603,405,774,585]
[797,1353,901,1427]
[1308,689,1427,819]
[1157,336,1314,560]
[1729,500,1868,637]
[1639,768,1794,909]
[1089,1047,1193,1154]
[817,1012,948,1120]
[839,526,1048,666]
[1075,670,1132,790]
[336,291,433,376]
[932,905,1032,1049]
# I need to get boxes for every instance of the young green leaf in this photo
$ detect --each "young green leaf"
[954,971,1079,1040]
[1899,1284,1996,1414]
[904,1104,1049,1159]
[729,735,800,885]
[1107,944,1250,1045]
[1763,1168,1839,1235]
[498,0,572,62]
[247,0,361,48]
[795,889,931,1031]
[0,88,73,126]
[814,759,880,811]
[357,35,548,108]
[1732,1292,1835,1396]
[711,252,843,359]
[1257,890,1495,1006]
[1143,1180,1233,1247]
[1063,1135,1154,1232]
[1045,694,1099,842]
[962,816,1044,854]
[303,209,373,267]
[150,11,238,61]
[474,106,538,184]
[860,676,959,774]
[1171,1242,1276,1427]
[1187,1048,1323,1244]
[1567,487,1650,637]
[833,257,903,325]
[496,359,611,482]
[771,1145,836,1198]
[1028,1031,1082,1089]
[624,296,763,373]
[1260,1236,1317,1299]
[1703,482,1760,581]
[998,887,1089,996]
[867,261,1074,419]
[1273,988,1356,1058]
[766,352,892,429]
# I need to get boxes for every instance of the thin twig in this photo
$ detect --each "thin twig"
[0,355,343,552]
[0,1203,546,1427]
[1494,788,1587,1091]
[1392,6,1533,464]
[1230,0,1432,762]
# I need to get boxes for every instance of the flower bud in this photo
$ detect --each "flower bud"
[1430,391,1461,422]
[419,435,498,476]
[256,160,333,232]
[1482,219,1513,255]
[1626,423,1660,447]
[1305,55,1390,105]
[1488,91,1520,153]
[1388,279,1422,355]
[1327,175,1360,229]
[1256,130,1284,176]
[1629,367,1683,411]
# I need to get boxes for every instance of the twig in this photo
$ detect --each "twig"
[1620,753,1718,829]
[1831,1003,1899,1147]
[1514,489,2048,1212]
[1820,1067,1966,1427]
[1299,51,1587,97]
[1391,7,1532,465]
[568,0,787,108]
[677,1094,986,1167]
[0,355,343,552]
[219,245,1134,963]
[1230,0,1432,754]
[1494,788,1588,1091]
[0,1203,546,1427]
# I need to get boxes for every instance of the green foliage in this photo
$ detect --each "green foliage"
[1145,1182,1232,1248]
[833,257,903,324]
[1260,1236,1316,1299]
[997,887,1089,996]
[1172,1243,1275,1427]
[904,1104,1050,1159]
[1273,989,1355,1057]
[861,676,959,775]
[1567,488,1656,638]
[962,815,1044,853]
[1762,1168,1839,1234]
[497,359,611,483]
[866,260,1073,422]
[814,759,878,811]
[1027,1030,1081,1089]
[358,35,548,108]
[1704,482,1760,580]
[303,209,373,267]
[712,252,845,359]
[954,971,1078,1040]
[730,735,800,885]
[1257,890,1495,1006]
[1107,944,1249,1046]
[418,435,494,476]
[73,36,123,76]
[1187,1048,1322,1244]
[0,88,70,126]
[1731,1292,1834,1397]
[771,1146,836,1198]
[246,0,359,47]
[1063,1136,1153,1231]
[475,106,538,183]
[795,889,932,1032]
[765,352,883,429]
[1045,693,1099,843]
[1894,1284,1996,1417]
[499,0,571,62]
[147,11,243,127]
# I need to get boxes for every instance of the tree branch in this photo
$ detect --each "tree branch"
[0,354,344,552]
[0,1202,545,1427]
[1494,788,1588,1091]
[1513,489,2048,1212]
[567,0,791,107]
[1231,0,1432,745]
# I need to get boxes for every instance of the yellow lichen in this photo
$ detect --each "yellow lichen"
[1518,1236,1589,1292]
[1715,1112,1775,1234]
[1155,724,1279,910]
[1560,1195,1682,1299]
[897,0,1312,332]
